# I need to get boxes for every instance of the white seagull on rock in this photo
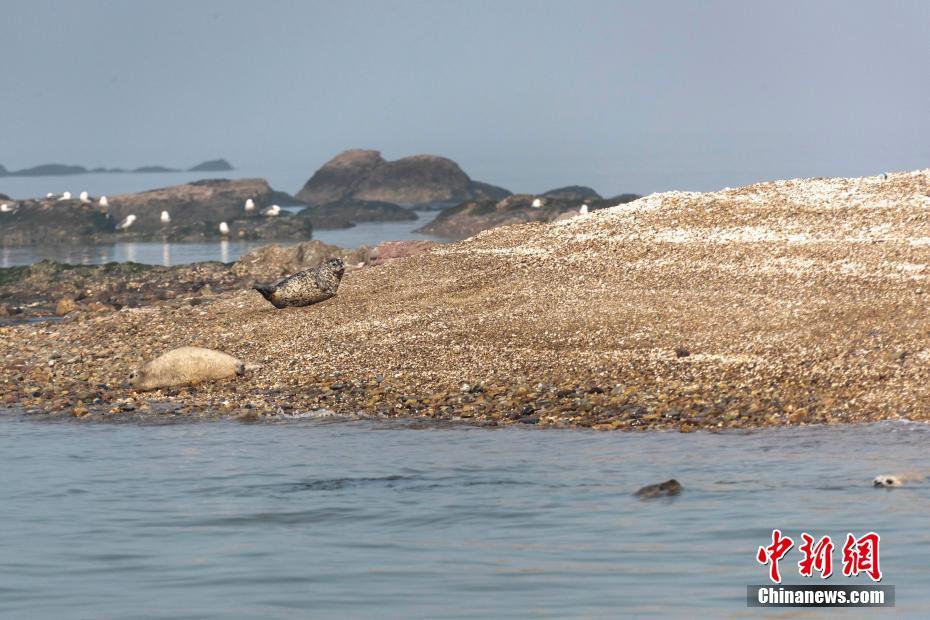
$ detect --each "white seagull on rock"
[531,198,543,208]
[244,198,255,212]
[261,204,281,217]
[116,214,137,230]
[99,195,109,207]
[579,204,589,215]
[219,221,230,235]
[1,203,13,213]
[79,191,90,203]
[46,192,55,199]
[58,191,72,201]
[160,210,171,224]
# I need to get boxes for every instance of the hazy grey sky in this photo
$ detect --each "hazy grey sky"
[2,0,928,195]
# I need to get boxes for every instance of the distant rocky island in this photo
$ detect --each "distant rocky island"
[0,179,310,245]
[295,149,510,209]
[0,159,234,177]
[0,148,641,242]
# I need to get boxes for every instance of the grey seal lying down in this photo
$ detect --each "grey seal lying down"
[129,347,246,390]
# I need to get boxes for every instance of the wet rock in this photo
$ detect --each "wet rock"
[296,200,418,229]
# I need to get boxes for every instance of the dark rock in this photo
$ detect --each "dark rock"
[0,200,115,245]
[297,200,417,229]
[189,159,234,172]
[131,165,178,173]
[675,347,691,358]
[106,178,294,236]
[295,149,511,209]
[0,179,312,245]
[542,185,602,201]
[634,479,683,499]
[418,192,642,239]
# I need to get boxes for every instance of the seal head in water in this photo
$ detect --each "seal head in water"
[254,258,346,309]
[634,479,683,499]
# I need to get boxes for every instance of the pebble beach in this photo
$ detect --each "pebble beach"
[2,170,928,430]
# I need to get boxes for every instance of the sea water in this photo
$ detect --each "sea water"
[1,414,927,619]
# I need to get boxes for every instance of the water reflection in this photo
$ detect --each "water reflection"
[1,212,444,268]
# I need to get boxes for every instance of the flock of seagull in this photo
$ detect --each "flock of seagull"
[0,191,284,235]
[1,192,588,225]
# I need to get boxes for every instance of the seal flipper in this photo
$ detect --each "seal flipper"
[254,284,276,303]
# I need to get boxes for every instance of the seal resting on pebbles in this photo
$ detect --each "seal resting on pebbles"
[129,347,246,390]
[254,258,345,309]
[634,479,682,499]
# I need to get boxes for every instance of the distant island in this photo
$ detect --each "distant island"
[0,159,233,177]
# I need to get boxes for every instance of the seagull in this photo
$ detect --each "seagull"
[579,204,589,215]
[261,204,281,217]
[0,203,13,213]
[116,214,136,230]
[160,210,171,224]
[79,191,90,203]
[99,195,109,207]
[219,221,230,235]
[244,198,255,211]
[531,198,543,208]
[46,192,55,199]
[58,191,72,201]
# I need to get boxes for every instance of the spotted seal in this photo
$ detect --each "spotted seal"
[634,479,683,499]
[254,258,345,309]
[873,473,922,488]
[129,346,246,390]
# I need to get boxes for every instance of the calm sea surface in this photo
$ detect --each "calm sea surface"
[1,415,927,619]
[0,170,444,267]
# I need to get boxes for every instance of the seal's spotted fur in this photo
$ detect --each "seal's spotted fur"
[254,258,345,308]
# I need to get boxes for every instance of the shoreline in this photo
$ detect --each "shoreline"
[2,170,927,431]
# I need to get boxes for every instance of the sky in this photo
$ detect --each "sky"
[2,0,928,196]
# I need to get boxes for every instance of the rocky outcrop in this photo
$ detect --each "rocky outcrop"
[0,201,115,245]
[542,185,602,201]
[295,149,511,208]
[417,192,641,239]
[106,179,276,229]
[189,159,234,172]
[231,241,372,281]
[0,179,311,245]
[296,200,417,229]
[0,238,438,321]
